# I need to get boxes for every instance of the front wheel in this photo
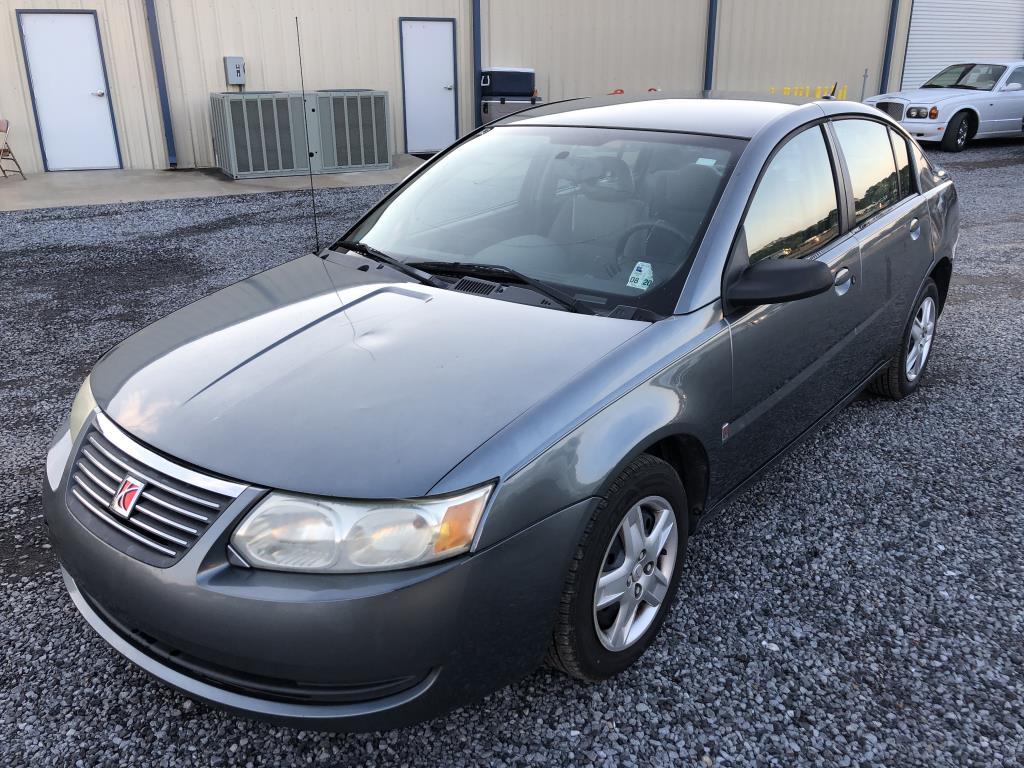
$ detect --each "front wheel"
[547,454,688,681]
[869,279,939,400]
[941,111,970,152]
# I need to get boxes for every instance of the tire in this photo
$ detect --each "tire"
[940,111,971,152]
[547,454,688,681]
[869,278,939,400]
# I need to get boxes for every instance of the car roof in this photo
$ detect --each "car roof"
[497,94,802,139]
[942,60,1024,67]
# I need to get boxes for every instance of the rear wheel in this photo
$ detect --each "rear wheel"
[869,279,939,400]
[941,111,970,152]
[547,454,688,681]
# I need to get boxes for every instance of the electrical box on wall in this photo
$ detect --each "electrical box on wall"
[224,56,246,86]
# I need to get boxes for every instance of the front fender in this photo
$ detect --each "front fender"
[450,306,733,550]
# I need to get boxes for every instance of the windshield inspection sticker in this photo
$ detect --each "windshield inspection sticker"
[627,261,654,291]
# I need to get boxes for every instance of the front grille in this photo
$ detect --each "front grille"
[66,420,240,567]
[875,101,904,120]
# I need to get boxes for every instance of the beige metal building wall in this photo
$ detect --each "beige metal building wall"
[482,0,707,101]
[153,0,475,169]
[712,0,909,101]
[0,0,166,175]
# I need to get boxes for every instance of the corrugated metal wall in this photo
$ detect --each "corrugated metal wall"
[901,0,1024,89]
[482,0,707,101]
[2,0,919,175]
[713,0,901,101]
[153,0,474,169]
[0,0,166,175]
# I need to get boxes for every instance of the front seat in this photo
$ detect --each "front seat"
[639,163,722,267]
[548,156,647,272]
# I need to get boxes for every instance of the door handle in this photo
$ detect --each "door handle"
[443,85,454,91]
[909,217,921,240]
[91,90,106,97]
[833,267,854,296]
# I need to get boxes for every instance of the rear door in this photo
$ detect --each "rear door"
[720,124,868,491]
[830,119,933,368]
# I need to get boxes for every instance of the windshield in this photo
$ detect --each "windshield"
[345,125,744,316]
[922,63,1006,90]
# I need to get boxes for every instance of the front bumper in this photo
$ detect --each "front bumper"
[44,424,596,731]
[898,120,946,142]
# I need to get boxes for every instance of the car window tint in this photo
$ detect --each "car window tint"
[889,130,913,198]
[832,119,899,224]
[743,126,839,263]
[1007,67,1024,88]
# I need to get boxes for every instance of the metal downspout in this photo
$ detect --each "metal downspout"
[703,0,719,98]
[879,0,901,95]
[473,0,483,127]
[143,0,177,167]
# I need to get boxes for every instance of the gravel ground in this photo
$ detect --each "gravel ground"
[2,142,1023,767]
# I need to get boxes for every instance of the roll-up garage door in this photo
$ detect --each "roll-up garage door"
[901,0,1024,89]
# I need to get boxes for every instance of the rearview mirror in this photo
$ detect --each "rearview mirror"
[726,258,834,307]
[1002,82,1023,92]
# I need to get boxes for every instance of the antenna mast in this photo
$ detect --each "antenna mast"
[295,17,321,253]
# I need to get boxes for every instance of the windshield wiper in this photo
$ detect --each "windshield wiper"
[334,240,448,288]
[412,261,594,314]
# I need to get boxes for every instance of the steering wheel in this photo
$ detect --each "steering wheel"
[612,220,690,274]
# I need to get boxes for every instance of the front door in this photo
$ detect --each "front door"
[18,11,121,171]
[721,125,866,492]
[400,18,458,154]
[988,66,1024,136]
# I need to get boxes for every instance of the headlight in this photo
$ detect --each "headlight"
[68,376,97,442]
[906,106,937,119]
[231,483,494,573]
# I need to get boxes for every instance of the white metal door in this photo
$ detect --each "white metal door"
[900,0,1024,89]
[400,19,457,154]
[19,12,120,170]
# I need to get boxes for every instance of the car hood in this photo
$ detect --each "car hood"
[869,88,976,105]
[90,255,648,499]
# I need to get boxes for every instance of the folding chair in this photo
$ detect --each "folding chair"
[0,119,27,180]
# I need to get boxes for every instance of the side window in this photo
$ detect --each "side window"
[911,142,939,192]
[889,129,913,198]
[1006,67,1024,88]
[832,119,899,224]
[743,126,839,263]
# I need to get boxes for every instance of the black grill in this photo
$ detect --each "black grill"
[66,426,234,567]
[875,101,904,120]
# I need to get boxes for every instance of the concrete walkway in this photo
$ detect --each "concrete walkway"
[0,154,421,212]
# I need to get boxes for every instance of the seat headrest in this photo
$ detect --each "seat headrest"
[649,163,721,216]
[577,156,636,201]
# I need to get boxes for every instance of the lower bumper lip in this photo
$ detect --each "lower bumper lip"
[62,566,443,725]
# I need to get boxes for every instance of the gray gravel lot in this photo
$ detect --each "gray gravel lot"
[2,143,1023,767]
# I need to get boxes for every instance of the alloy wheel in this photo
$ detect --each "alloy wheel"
[906,296,936,382]
[956,120,968,148]
[593,495,678,652]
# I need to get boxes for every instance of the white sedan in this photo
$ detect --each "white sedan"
[865,60,1024,152]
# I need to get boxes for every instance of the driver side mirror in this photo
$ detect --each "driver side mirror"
[726,257,834,307]
[1002,82,1023,92]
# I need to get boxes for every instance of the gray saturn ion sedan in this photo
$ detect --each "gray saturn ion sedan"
[44,95,958,731]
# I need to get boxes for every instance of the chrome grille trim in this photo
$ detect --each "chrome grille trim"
[876,101,904,120]
[95,411,247,498]
[65,415,247,566]
[133,505,199,535]
[87,435,220,510]
[137,490,209,523]
[71,487,176,557]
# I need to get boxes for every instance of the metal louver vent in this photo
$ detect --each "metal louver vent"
[211,90,390,180]
[452,277,499,296]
